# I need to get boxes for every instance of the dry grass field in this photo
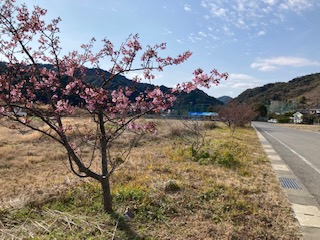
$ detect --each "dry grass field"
[278,123,320,132]
[0,118,302,239]
[0,118,88,209]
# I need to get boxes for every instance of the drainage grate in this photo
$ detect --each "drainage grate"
[279,177,303,190]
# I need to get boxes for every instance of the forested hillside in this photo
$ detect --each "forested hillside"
[235,73,320,107]
[0,62,223,112]
[84,68,223,112]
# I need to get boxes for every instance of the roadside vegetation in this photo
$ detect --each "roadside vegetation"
[0,119,302,239]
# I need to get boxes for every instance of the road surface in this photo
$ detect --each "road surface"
[252,121,320,204]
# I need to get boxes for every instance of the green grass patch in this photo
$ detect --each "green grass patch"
[176,139,246,169]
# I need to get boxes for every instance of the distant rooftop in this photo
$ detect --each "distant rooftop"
[188,112,218,116]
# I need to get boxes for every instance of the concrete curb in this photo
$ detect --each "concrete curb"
[253,127,320,240]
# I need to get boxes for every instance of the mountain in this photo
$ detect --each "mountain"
[0,62,223,112]
[84,68,223,112]
[217,96,233,105]
[235,73,320,108]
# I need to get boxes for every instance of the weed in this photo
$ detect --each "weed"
[187,140,242,169]
[215,148,240,168]
[164,180,181,193]
[114,186,146,202]
[134,195,177,222]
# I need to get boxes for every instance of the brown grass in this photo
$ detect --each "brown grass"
[278,123,320,132]
[114,122,301,239]
[0,119,302,239]
[0,124,82,209]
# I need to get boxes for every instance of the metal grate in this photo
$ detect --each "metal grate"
[279,177,303,190]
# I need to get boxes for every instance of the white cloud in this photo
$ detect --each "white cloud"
[229,73,255,81]
[184,4,192,12]
[280,0,314,12]
[223,26,234,36]
[263,0,277,5]
[226,73,260,90]
[208,33,220,41]
[213,7,226,17]
[251,64,277,71]
[251,56,320,71]
[198,31,207,37]
[188,32,204,43]
[188,38,195,43]
[236,18,246,28]
[201,1,227,17]
[200,0,317,36]
[163,28,172,35]
[232,82,260,89]
[188,33,196,43]
[201,1,209,8]
[125,72,163,81]
[257,30,266,36]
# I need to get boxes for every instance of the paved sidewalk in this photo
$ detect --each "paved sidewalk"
[254,127,320,240]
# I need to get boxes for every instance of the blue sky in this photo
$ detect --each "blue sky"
[19,0,320,98]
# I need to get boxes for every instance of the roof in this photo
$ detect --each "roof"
[293,112,303,117]
[309,106,320,110]
[188,112,218,116]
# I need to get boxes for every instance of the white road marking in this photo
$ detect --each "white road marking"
[264,148,276,154]
[268,155,282,161]
[263,145,273,149]
[272,164,290,171]
[263,130,320,175]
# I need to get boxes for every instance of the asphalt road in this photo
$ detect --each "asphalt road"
[252,121,320,204]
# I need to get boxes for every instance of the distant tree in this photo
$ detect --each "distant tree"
[302,114,315,125]
[276,115,291,123]
[218,102,256,135]
[0,0,228,212]
[253,103,267,119]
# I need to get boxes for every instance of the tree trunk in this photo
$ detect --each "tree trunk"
[101,176,113,213]
[97,110,113,213]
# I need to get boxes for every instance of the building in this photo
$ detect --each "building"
[188,112,218,121]
[308,106,320,115]
[292,112,303,124]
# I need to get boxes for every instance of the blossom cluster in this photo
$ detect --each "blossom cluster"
[173,68,228,93]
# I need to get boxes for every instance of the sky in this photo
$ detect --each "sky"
[16,0,320,98]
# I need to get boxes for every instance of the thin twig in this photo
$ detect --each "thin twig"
[0,229,20,239]
[111,215,121,240]
[31,220,50,233]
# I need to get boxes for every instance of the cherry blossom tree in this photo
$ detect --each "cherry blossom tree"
[0,0,228,212]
